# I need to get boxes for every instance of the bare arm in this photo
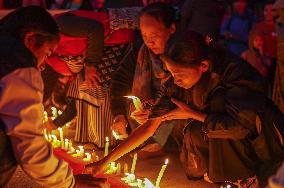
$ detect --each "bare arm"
[86,118,162,174]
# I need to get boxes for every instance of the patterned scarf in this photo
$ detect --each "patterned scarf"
[132,45,171,107]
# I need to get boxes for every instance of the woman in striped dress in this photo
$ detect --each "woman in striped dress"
[43,8,140,148]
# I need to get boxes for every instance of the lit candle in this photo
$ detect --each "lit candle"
[43,111,48,123]
[125,96,143,111]
[43,129,49,141]
[51,135,58,147]
[155,159,169,188]
[48,134,52,142]
[83,152,92,162]
[78,145,84,156]
[104,137,109,157]
[131,153,138,174]
[64,139,69,151]
[51,106,58,118]
[58,127,64,149]
[137,179,142,188]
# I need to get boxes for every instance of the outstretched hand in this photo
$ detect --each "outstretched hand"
[84,159,108,177]
[160,98,195,121]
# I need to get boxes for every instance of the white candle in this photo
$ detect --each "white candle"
[144,178,155,188]
[51,106,58,118]
[58,127,64,149]
[104,137,109,157]
[125,96,143,111]
[131,153,138,174]
[43,129,49,141]
[155,159,169,188]
[83,152,92,162]
[51,135,58,147]
[64,139,69,151]
[78,145,84,156]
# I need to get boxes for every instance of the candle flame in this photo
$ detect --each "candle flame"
[124,95,138,100]
[165,159,169,165]
[58,127,62,131]
[106,137,109,142]
[78,145,83,150]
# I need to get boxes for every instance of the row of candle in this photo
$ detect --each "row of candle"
[43,128,94,162]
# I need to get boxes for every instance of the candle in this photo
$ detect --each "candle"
[131,153,138,174]
[43,111,48,123]
[51,106,58,118]
[125,96,143,111]
[155,159,169,188]
[78,145,84,156]
[124,163,129,174]
[67,147,75,154]
[51,135,58,147]
[116,163,121,175]
[137,179,142,188]
[43,129,49,141]
[64,139,69,151]
[83,152,92,162]
[144,178,155,188]
[48,134,52,142]
[58,127,64,149]
[104,137,109,157]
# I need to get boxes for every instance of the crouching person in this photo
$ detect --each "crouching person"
[0,6,107,187]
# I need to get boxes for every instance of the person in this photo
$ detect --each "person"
[87,31,284,187]
[241,30,273,79]
[43,7,140,148]
[110,2,177,158]
[220,0,256,56]
[252,2,277,59]
[0,6,107,187]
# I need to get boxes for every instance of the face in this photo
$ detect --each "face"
[165,62,205,89]
[26,36,58,71]
[140,15,175,55]
[233,1,247,15]
[264,4,273,22]
[253,35,264,50]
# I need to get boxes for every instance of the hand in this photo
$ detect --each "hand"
[160,98,196,121]
[74,174,109,188]
[130,109,150,125]
[111,115,128,140]
[85,65,102,87]
[84,159,108,177]
[43,119,58,131]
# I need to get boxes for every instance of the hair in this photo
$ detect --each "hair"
[0,6,60,48]
[140,2,176,28]
[164,30,209,68]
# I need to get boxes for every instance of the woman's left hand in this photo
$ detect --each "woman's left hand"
[160,98,196,121]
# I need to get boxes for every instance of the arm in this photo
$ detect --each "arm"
[0,68,74,188]
[56,13,104,66]
[86,118,162,174]
[53,99,77,127]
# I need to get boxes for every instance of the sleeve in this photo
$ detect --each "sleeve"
[203,63,267,139]
[53,98,77,127]
[0,68,75,188]
[56,13,104,66]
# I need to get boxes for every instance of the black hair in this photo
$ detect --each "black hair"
[0,6,60,48]
[140,2,176,28]
[165,30,209,68]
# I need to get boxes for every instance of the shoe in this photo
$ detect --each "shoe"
[136,143,166,159]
